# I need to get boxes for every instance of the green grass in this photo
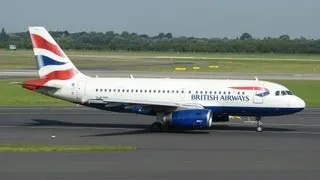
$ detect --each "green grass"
[1,49,320,73]
[271,80,320,107]
[3,49,320,59]
[0,79,72,106]
[0,79,319,107]
[134,59,320,73]
[0,144,136,152]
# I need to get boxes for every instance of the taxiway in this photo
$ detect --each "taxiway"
[0,107,319,180]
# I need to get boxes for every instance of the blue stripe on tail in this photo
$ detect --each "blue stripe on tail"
[35,55,66,69]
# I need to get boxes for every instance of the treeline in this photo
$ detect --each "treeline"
[1,28,320,54]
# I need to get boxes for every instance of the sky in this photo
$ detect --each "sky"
[1,0,319,39]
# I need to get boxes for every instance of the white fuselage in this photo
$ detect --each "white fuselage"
[47,77,305,117]
[25,26,306,132]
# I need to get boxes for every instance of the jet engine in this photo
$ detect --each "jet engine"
[163,109,212,128]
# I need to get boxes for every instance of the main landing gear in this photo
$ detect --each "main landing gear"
[151,122,163,132]
[255,116,263,132]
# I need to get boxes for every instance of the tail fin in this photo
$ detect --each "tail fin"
[28,26,86,79]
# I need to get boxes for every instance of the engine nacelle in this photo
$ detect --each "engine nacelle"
[163,109,212,128]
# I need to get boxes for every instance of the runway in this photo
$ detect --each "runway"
[0,107,320,180]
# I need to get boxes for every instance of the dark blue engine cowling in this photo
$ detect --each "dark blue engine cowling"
[165,109,212,129]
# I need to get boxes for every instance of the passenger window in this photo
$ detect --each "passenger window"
[275,91,280,96]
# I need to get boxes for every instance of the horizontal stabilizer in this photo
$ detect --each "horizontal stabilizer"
[15,80,61,91]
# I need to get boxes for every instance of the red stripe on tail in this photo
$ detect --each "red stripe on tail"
[23,68,77,91]
[31,34,65,58]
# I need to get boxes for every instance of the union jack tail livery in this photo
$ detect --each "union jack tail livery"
[29,26,86,79]
[23,27,88,91]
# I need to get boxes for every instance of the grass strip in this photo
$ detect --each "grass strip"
[0,144,136,152]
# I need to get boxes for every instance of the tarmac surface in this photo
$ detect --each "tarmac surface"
[0,106,320,179]
[1,69,320,80]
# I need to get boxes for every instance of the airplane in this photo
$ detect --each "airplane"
[21,26,306,133]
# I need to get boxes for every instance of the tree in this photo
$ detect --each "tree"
[157,33,165,39]
[279,34,290,40]
[165,33,173,39]
[0,28,9,42]
[1,26,320,54]
[240,32,252,40]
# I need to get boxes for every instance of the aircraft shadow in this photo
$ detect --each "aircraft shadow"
[23,119,296,137]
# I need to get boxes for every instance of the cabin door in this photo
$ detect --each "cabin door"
[76,80,87,101]
[253,83,264,104]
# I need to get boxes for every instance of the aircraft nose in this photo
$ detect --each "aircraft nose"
[293,96,306,109]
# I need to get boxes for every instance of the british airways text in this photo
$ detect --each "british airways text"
[191,94,250,101]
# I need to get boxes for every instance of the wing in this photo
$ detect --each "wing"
[85,97,204,113]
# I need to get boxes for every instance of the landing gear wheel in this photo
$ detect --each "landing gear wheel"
[151,122,163,132]
[256,116,263,132]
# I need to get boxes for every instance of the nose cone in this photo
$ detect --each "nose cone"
[292,96,305,112]
[296,97,306,108]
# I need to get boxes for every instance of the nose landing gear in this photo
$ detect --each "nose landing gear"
[255,116,263,132]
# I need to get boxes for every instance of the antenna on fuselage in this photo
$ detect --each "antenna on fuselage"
[255,76,259,81]
[130,74,134,79]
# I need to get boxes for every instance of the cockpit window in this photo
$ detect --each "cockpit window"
[276,90,293,96]
[286,91,293,95]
